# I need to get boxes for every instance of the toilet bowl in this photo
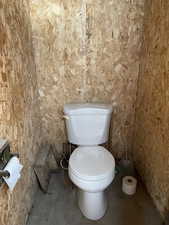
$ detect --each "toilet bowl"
[69,146,115,220]
[64,103,115,220]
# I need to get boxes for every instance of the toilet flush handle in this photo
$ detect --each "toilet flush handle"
[63,115,69,120]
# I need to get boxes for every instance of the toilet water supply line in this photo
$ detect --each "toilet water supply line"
[60,158,68,170]
[63,115,69,120]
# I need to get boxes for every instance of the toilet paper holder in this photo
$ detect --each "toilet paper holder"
[0,139,19,184]
[0,170,10,178]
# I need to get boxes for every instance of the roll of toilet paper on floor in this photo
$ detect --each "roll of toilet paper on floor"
[3,156,23,191]
[122,176,137,195]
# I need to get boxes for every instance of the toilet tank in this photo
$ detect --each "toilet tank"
[63,103,112,145]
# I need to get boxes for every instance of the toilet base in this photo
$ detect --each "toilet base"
[78,189,107,220]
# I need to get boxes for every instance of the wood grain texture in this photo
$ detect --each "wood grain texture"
[30,0,145,157]
[0,0,41,224]
[133,0,169,218]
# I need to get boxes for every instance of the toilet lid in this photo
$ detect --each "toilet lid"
[69,146,115,181]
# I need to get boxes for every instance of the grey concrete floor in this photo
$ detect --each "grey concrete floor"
[27,170,163,225]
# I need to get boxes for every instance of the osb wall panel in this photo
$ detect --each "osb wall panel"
[133,0,169,218]
[0,0,41,225]
[30,0,144,156]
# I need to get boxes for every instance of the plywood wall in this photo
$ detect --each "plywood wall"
[0,0,41,224]
[133,0,169,218]
[30,0,144,157]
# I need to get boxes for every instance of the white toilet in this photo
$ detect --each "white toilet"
[63,103,115,220]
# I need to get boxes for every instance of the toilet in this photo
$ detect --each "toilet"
[63,103,115,220]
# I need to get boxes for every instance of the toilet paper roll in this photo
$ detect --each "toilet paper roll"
[122,176,137,195]
[3,156,23,191]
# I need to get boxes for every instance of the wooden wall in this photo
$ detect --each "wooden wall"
[133,0,169,218]
[30,0,144,157]
[0,0,41,224]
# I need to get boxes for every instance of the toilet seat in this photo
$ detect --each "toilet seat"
[69,146,115,181]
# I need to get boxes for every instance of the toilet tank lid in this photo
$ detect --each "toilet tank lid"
[64,103,113,115]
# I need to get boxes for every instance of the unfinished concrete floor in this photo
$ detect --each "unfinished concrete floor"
[27,170,163,225]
